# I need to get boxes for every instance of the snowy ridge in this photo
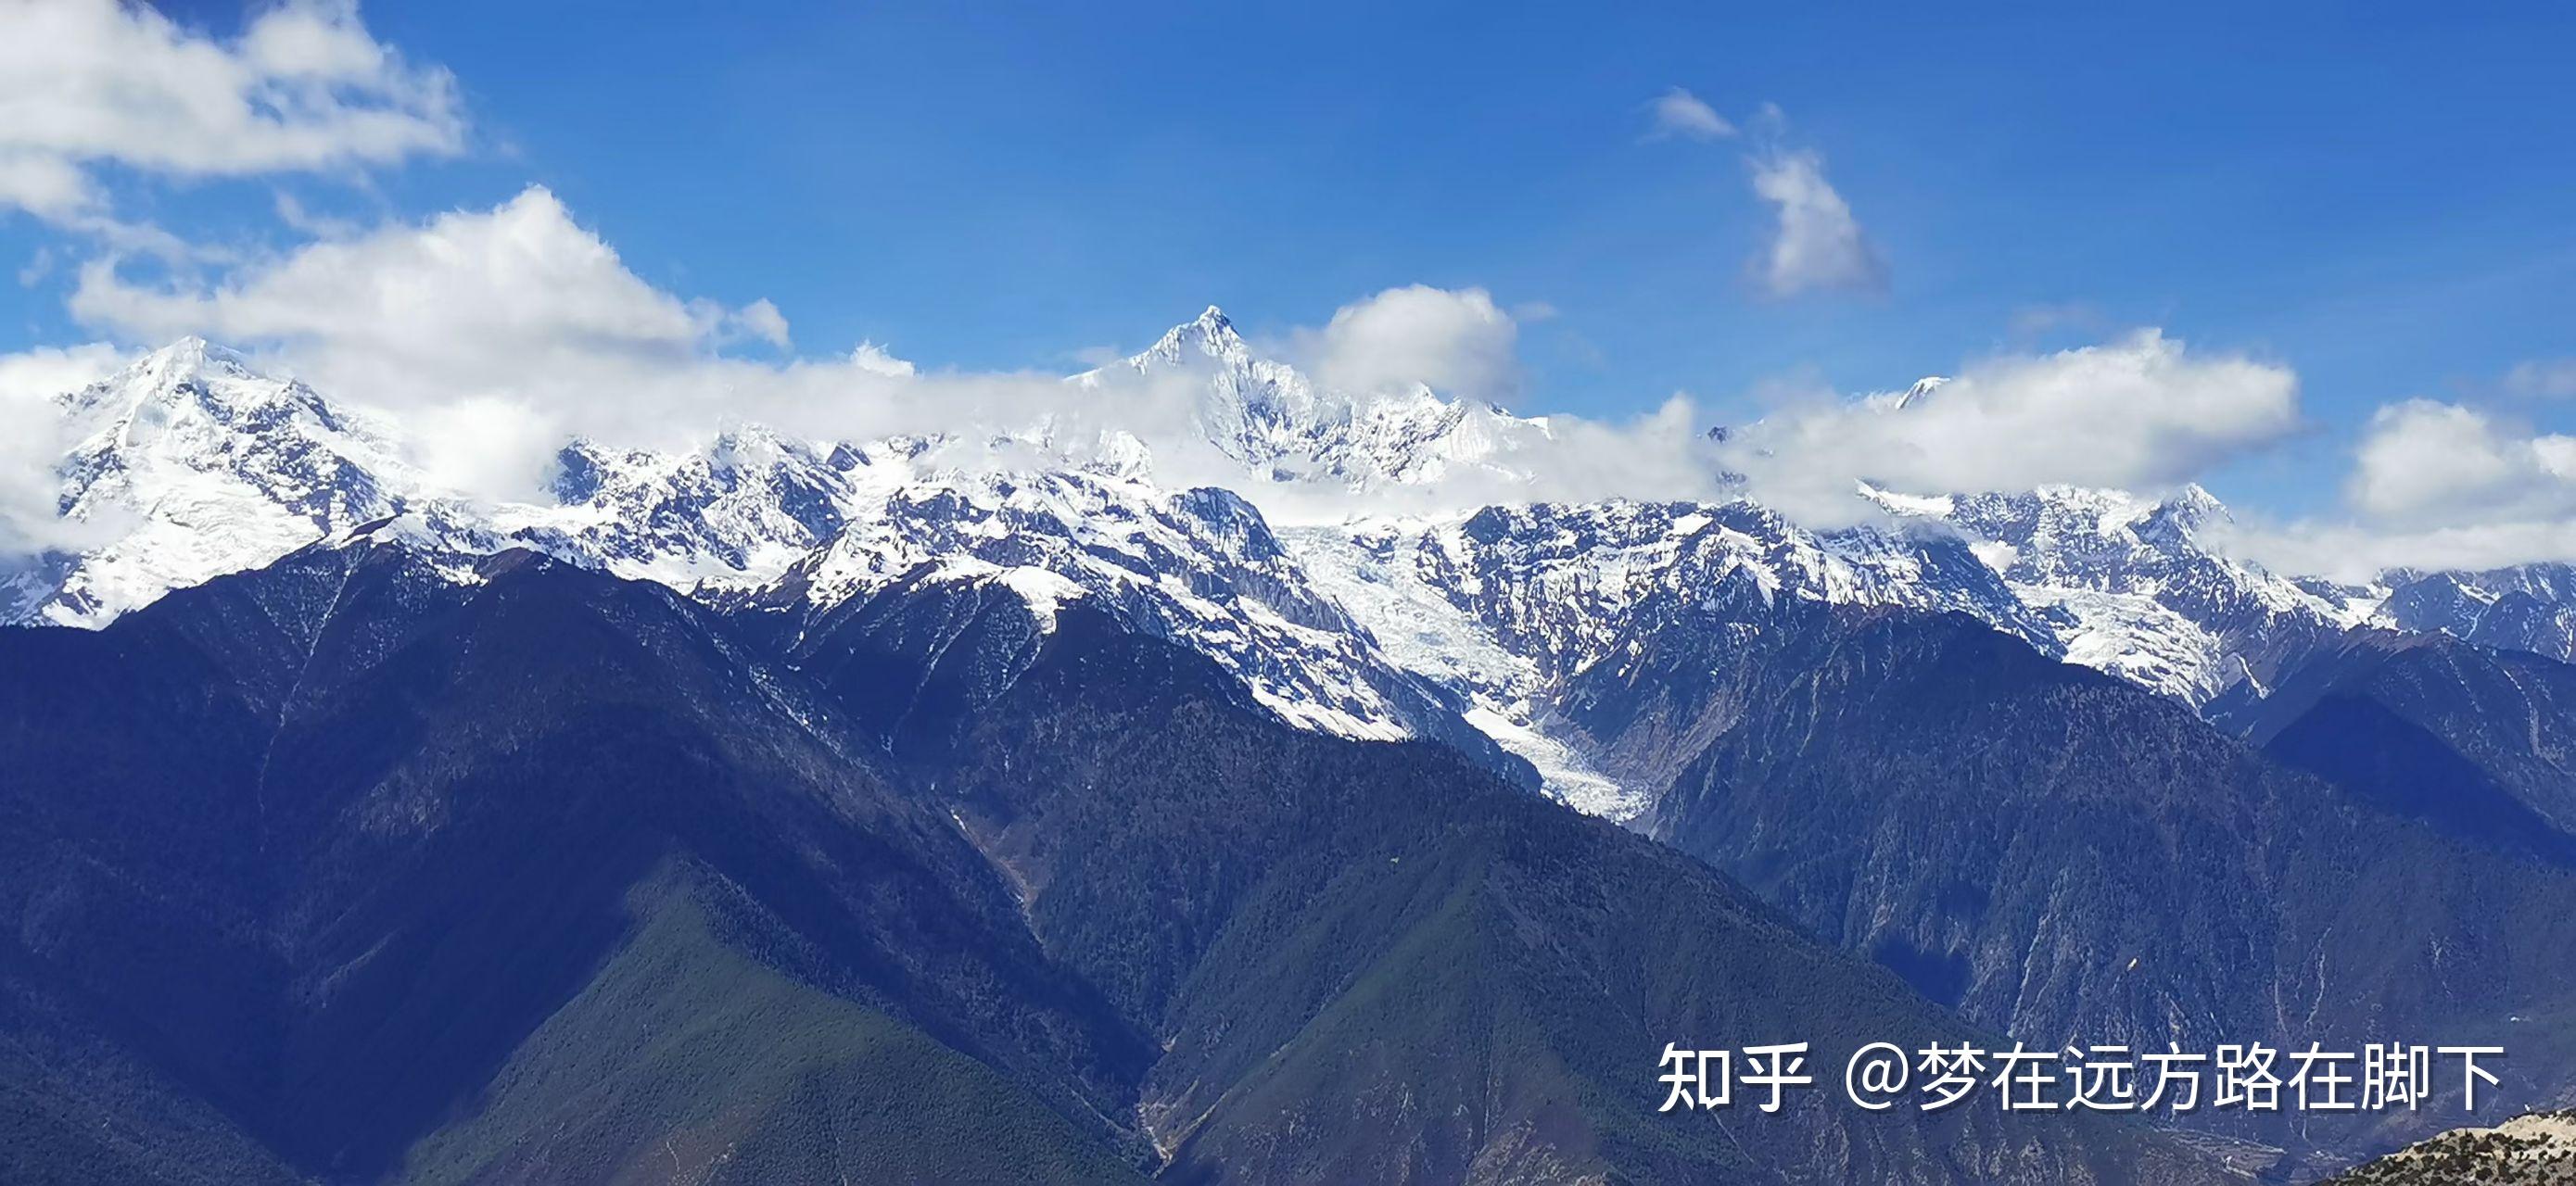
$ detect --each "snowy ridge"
[7,333,1461,747]
[1870,483,2379,705]
[23,314,2576,816]
[11,338,934,626]
[754,466,1432,740]
[2375,562,2576,664]
[1085,306,1552,491]
[504,429,931,593]
[1288,498,2049,817]
[24,337,415,625]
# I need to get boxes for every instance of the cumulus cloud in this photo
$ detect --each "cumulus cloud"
[2227,518,2576,584]
[849,341,917,377]
[0,341,121,405]
[2221,401,2576,580]
[0,342,126,557]
[2346,401,2576,524]
[1658,100,1885,299]
[58,185,1220,498]
[72,186,753,406]
[0,0,463,223]
[1747,147,1884,297]
[1719,329,2300,524]
[1298,284,1519,399]
[1646,88,1735,142]
[36,179,2288,548]
[730,298,791,350]
[67,190,820,410]
[32,179,1726,532]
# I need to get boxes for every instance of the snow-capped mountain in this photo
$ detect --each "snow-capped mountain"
[20,311,2576,817]
[729,465,1460,744]
[1867,483,2380,706]
[0,327,1493,763]
[1287,499,2049,816]
[506,428,923,592]
[11,339,952,626]
[2378,562,2576,665]
[1089,306,1552,490]
[13,338,413,625]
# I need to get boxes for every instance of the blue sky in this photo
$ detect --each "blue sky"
[6,1,2574,530]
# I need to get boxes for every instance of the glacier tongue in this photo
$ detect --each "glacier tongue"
[1285,498,2053,817]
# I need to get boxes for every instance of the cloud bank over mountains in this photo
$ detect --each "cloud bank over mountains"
[9,165,2563,580]
[1719,330,2300,525]
[2224,399,2576,581]
[0,4,2569,580]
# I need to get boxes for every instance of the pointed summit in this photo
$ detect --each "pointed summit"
[2143,482,2230,537]
[132,334,256,383]
[64,336,262,422]
[68,335,355,439]
[1892,375,1947,410]
[1132,304,1251,371]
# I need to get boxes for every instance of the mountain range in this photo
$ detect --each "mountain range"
[8,309,2576,1182]
[22,312,2576,777]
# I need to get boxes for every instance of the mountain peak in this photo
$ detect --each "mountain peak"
[1897,375,1948,408]
[2144,481,2229,535]
[61,335,309,429]
[133,334,256,382]
[1858,375,1949,413]
[1134,305,1250,371]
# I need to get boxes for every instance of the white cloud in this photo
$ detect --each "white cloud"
[2144,389,2576,580]
[0,151,95,222]
[1644,97,1884,298]
[0,341,126,557]
[408,394,565,506]
[850,341,917,377]
[2346,400,2576,524]
[2222,401,2576,580]
[1748,147,1884,297]
[0,0,463,223]
[71,186,742,405]
[2216,518,2576,584]
[2505,359,2576,399]
[1646,88,1735,142]
[1512,394,1732,504]
[1721,329,2299,524]
[1299,284,1519,399]
[0,341,121,403]
[34,181,2292,549]
[36,181,1718,530]
[731,297,792,349]
[58,185,1206,499]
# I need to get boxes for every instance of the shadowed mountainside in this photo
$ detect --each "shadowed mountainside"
[0,541,2227,1183]
[1547,599,2576,1172]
